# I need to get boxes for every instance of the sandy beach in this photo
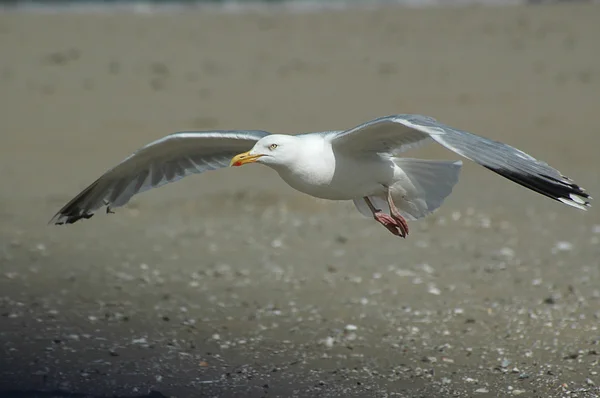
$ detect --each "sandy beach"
[1,3,600,397]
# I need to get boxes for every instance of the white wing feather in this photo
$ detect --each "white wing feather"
[331,114,591,210]
[50,130,270,225]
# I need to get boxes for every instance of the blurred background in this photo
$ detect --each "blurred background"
[0,1,599,397]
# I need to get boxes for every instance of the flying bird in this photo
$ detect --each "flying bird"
[50,114,591,237]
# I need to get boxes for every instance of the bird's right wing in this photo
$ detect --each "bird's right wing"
[50,130,270,225]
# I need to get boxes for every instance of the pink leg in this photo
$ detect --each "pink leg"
[386,189,409,237]
[364,196,407,238]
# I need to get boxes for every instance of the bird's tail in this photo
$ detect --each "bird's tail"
[353,158,462,221]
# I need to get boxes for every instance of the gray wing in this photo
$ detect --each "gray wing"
[330,114,591,210]
[50,130,270,225]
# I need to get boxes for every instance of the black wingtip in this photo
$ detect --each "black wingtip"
[49,177,104,226]
[51,212,95,226]
[484,166,592,210]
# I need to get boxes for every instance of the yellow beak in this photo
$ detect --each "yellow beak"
[230,151,264,167]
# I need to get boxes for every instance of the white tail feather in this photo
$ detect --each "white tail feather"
[353,158,462,221]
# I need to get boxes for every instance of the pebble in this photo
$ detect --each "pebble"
[479,217,491,228]
[552,241,573,253]
[420,263,435,274]
[344,324,358,332]
[322,336,335,348]
[498,247,515,258]
[475,388,489,393]
[115,272,134,281]
[428,285,441,296]
[395,269,416,277]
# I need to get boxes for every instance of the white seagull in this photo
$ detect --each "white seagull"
[50,114,591,237]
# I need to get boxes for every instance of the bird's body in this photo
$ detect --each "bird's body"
[50,114,591,237]
[273,134,392,201]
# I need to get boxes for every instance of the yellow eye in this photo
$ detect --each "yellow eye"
[268,143,278,150]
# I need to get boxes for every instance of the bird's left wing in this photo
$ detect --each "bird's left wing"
[330,114,591,210]
[326,115,434,155]
[50,130,270,225]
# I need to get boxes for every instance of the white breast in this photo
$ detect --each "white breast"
[276,135,395,200]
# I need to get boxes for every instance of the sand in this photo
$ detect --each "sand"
[1,3,600,397]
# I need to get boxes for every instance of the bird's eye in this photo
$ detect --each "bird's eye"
[268,144,278,150]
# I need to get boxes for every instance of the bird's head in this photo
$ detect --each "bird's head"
[230,134,299,169]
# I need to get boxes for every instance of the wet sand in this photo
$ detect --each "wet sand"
[1,3,600,397]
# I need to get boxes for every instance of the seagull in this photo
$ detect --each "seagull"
[50,114,591,237]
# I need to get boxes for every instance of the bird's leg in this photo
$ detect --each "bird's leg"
[364,196,405,238]
[386,189,409,238]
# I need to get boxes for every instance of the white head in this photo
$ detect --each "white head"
[230,134,300,170]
